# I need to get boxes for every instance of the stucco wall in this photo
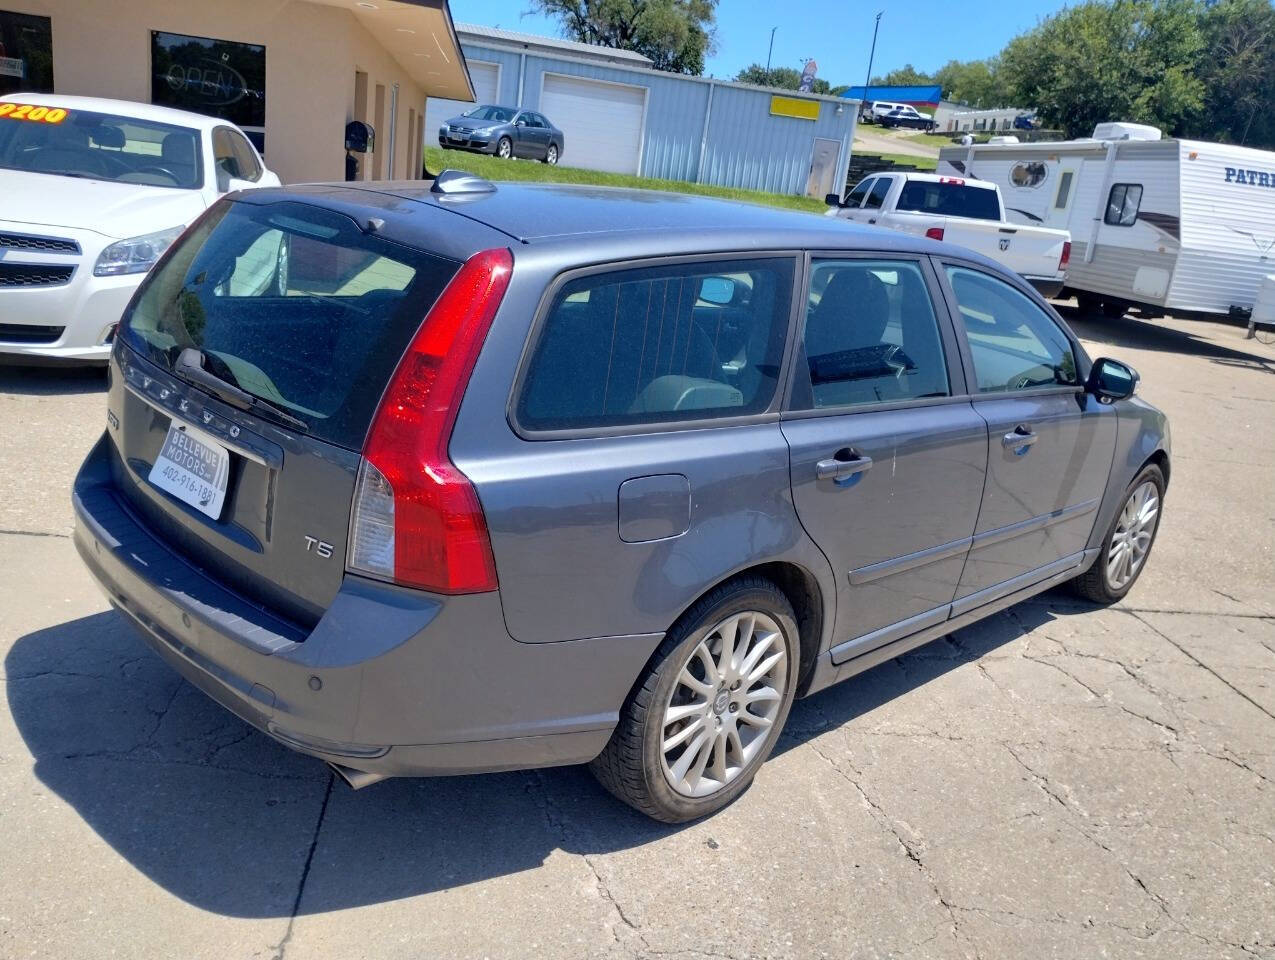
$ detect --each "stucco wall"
[5,0,428,183]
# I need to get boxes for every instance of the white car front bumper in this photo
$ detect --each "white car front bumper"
[0,221,142,363]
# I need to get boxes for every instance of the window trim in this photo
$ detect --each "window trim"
[506,250,806,441]
[1104,183,1143,227]
[863,177,892,211]
[780,250,972,418]
[932,255,1090,397]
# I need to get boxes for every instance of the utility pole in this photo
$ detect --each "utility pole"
[766,26,777,73]
[863,12,883,105]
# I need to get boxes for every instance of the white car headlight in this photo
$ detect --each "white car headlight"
[94,225,185,277]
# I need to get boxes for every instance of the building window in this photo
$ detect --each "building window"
[0,10,53,96]
[151,31,266,152]
[1105,183,1143,227]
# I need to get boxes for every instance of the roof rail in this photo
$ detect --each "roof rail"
[430,169,497,196]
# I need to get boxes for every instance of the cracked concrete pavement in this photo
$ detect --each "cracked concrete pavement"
[1,307,1272,959]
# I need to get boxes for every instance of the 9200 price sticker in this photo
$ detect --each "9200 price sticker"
[0,103,68,124]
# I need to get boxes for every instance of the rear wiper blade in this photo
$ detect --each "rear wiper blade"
[173,347,309,433]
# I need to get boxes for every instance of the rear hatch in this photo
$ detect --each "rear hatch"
[108,197,459,627]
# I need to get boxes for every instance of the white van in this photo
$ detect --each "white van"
[0,94,279,363]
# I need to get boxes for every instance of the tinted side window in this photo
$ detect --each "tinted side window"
[864,178,891,210]
[844,178,872,207]
[212,128,240,179]
[896,182,1000,220]
[1105,183,1142,226]
[792,259,950,410]
[229,130,262,181]
[517,257,795,432]
[945,266,1079,392]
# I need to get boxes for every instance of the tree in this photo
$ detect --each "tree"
[1191,0,1275,147]
[734,63,833,94]
[869,64,934,87]
[533,0,717,75]
[999,0,1205,138]
[934,58,1009,108]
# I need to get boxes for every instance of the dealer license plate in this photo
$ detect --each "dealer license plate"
[148,422,230,520]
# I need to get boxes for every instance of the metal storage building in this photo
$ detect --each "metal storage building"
[426,23,858,197]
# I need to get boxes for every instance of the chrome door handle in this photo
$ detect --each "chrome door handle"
[1002,427,1039,450]
[816,453,874,481]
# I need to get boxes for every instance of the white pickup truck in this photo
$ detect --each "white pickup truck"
[825,172,1071,298]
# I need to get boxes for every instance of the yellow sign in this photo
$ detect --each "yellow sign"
[769,96,820,121]
[0,103,68,124]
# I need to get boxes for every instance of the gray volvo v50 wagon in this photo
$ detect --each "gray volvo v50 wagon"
[73,171,1169,822]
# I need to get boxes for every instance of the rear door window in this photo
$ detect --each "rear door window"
[792,259,950,409]
[120,199,459,448]
[516,257,796,432]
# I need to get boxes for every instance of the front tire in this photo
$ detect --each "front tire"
[496,136,512,160]
[1070,464,1165,603]
[590,578,800,823]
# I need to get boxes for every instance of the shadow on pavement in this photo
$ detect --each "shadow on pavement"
[6,597,1072,918]
[1061,308,1275,373]
[0,363,106,396]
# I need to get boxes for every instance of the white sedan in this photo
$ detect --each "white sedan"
[0,94,279,363]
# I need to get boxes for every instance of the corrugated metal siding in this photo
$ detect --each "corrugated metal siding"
[700,85,853,194]
[455,42,855,195]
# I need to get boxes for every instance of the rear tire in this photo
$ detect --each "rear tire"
[1102,300,1127,318]
[590,578,800,823]
[544,143,558,165]
[1070,464,1165,604]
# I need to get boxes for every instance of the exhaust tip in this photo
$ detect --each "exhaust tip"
[327,761,388,790]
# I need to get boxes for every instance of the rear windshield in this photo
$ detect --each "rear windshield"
[896,181,1001,221]
[0,104,203,189]
[120,199,459,449]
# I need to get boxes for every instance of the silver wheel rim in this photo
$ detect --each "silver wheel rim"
[1107,480,1159,589]
[498,139,511,158]
[547,146,557,164]
[660,611,787,799]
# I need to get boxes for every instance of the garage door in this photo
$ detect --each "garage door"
[539,73,645,175]
[425,61,500,137]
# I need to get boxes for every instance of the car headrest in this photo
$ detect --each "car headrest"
[161,133,197,166]
[90,125,126,149]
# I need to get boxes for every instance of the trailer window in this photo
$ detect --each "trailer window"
[1054,171,1074,209]
[1105,183,1142,227]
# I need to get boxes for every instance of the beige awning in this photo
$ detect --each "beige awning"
[311,0,475,100]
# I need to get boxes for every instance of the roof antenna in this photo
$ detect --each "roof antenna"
[430,169,497,196]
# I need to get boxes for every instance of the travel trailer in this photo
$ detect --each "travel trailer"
[938,122,1275,318]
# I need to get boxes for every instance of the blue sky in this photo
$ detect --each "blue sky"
[461,0,1061,87]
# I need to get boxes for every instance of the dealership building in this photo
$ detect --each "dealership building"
[0,0,474,183]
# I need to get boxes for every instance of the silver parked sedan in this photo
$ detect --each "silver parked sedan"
[438,104,564,164]
[74,172,1168,823]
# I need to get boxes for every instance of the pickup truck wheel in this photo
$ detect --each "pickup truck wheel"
[589,578,799,823]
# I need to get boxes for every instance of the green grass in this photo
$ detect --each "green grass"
[853,150,939,171]
[900,131,958,150]
[425,147,826,213]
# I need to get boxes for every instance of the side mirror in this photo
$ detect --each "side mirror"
[825,192,844,207]
[1086,357,1139,401]
[216,168,255,194]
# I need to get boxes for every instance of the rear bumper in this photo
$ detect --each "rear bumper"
[1025,275,1066,299]
[73,434,662,779]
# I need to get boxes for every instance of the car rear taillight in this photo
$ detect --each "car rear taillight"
[925,227,945,241]
[348,247,512,594]
[1059,240,1072,271]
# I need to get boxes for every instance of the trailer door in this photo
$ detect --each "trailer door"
[1046,158,1083,231]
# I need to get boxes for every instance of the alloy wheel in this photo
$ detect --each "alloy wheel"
[497,138,512,159]
[1107,480,1159,589]
[660,611,787,798]
[547,145,558,164]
